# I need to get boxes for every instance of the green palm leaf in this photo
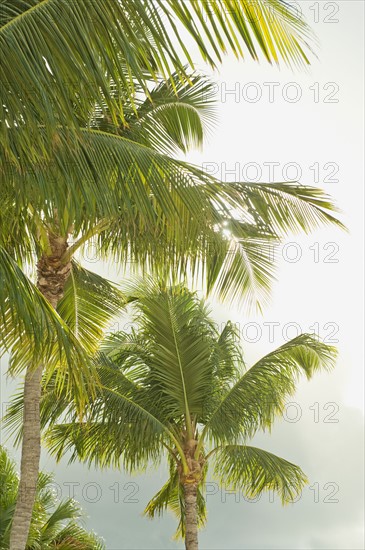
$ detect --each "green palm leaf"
[44,355,183,471]
[213,445,307,503]
[0,248,90,383]
[121,280,218,430]
[57,262,125,353]
[222,181,345,234]
[204,334,336,444]
[97,72,217,155]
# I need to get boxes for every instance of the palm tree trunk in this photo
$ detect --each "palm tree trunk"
[9,235,71,550]
[184,483,199,550]
[8,364,43,550]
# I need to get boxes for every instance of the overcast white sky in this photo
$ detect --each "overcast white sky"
[1,1,364,549]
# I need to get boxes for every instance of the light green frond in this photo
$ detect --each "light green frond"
[57,262,125,353]
[200,321,244,421]
[211,321,244,384]
[144,464,181,520]
[214,445,307,503]
[223,182,345,234]
[102,330,154,385]
[0,195,41,265]
[204,334,336,443]
[0,250,105,415]
[205,234,277,310]
[157,0,315,68]
[44,357,180,471]
[0,249,92,390]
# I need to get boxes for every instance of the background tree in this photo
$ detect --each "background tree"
[33,281,337,550]
[0,446,104,549]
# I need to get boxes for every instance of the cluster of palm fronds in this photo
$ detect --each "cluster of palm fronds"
[0,2,341,548]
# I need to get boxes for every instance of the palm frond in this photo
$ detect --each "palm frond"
[0,249,90,382]
[200,321,244,420]
[121,73,217,155]
[214,444,307,503]
[57,262,125,353]
[121,280,218,425]
[94,72,217,155]
[205,232,277,310]
[222,181,345,234]
[157,0,315,69]
[44,356,180,471]
[204,334,336,443]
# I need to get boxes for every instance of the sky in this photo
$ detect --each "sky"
[1,1,364,549]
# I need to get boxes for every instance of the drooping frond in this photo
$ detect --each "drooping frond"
[213,445,307,503]
[1,266,124,445]
[0,248,90,381]
[157,0,315,69]
[57,262,125,353]
[204,232,277,310]
[204,334,336,443]
[0,249,106,412]
[44,354,181,471]
[118,280,219,426]
[221,181,345,234]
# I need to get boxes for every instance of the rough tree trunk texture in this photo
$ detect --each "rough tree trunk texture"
[184,483,199,550]
[9,235,71,550]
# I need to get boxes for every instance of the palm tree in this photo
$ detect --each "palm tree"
[1,63,344,548]
[0,446,104,549]
[37,281,336,550]
[1,0,315,165]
